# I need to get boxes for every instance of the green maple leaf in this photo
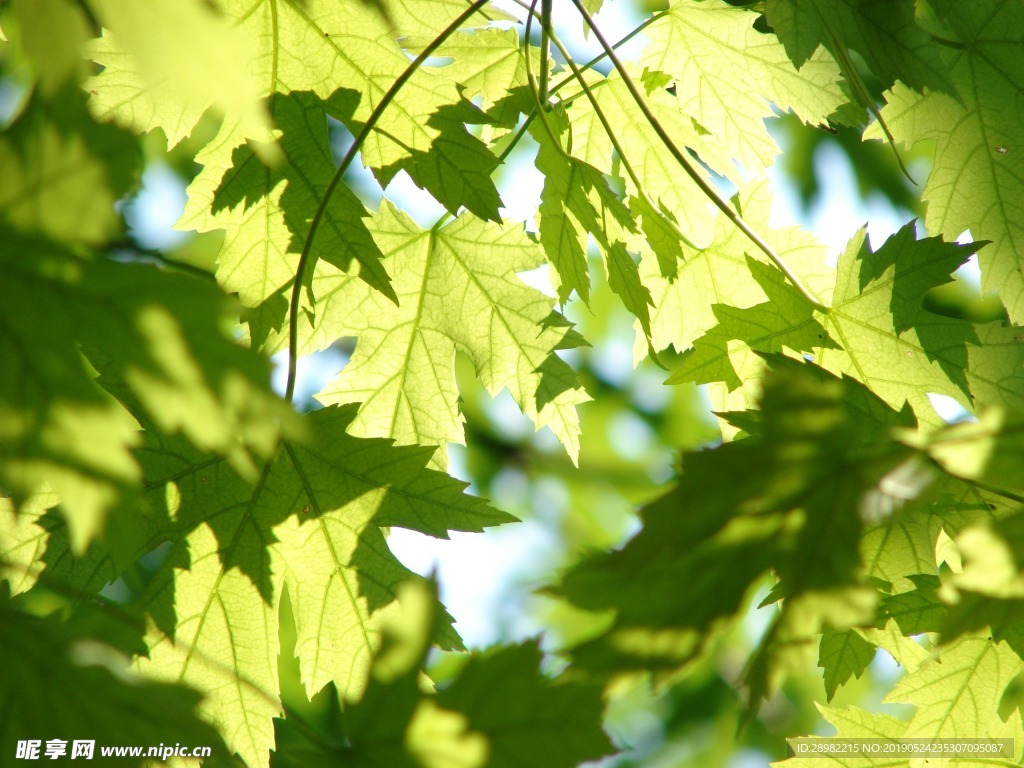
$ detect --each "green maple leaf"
[0,597,231,767]
[531,109,653,335]
[765,0,954,94]
[435,643,615,768]
[1,385,508,767]
[181,90,392,348]
[819,628,876,702]
[741,360,914,709]
[0,241,137,553]
[534,136,599,304]
[371,97,503,223]
[671,223,1000,423]
[566,69,741,248]
[335,642,615,768]
[86,0,272,150]
[182,90,503,348]
[888,634,1024,741]
[208,0,494,183]
[103,0,504,328]
[868,0,1024,323]
[134,405,507,767]
[273,581,614,768]
[745,587,876,717]
[937,514,1024,657]
[0,492,60,595]
[669,254,836,392]
[881,574,945,636]
[87,0,501,151]
[408,27,533,118]
[640,0,846,173]
[911,407,1024,499]
[562,358,909,696]
[311,203,589,467]
[282,635,478,767]
[861,512,940,594]
[0,229,287,551]
[0,490,140,599]
[141,521,279,768]
[860,470,1007,594]
[0,83,140,246]
[629,194,684,282]
[776,705,909,767]
[559,434,784,674]
[815,226,982,416]
[272,579,477,768]
[7,0,90,94]
[859,619,930,674]
[944,595,1024,663]
[967,322,1024,411]
[644,180,834,362]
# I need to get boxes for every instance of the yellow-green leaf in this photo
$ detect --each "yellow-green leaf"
[642,0,846,172]
[313,203,590,467]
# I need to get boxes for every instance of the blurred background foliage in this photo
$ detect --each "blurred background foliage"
[0,0,1006,765]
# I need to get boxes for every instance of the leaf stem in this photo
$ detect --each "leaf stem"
[809,4,915,185]
[517,1,680,366]
[951,473,1024,506]
[284,0,488,403]
[539,0,552,106]
[491,10,667,167]
[567,0,832,314]
[542,17,697,252]
[495,114,535,164]
[570,12,662,79]
[524,0,563,150]
[929,33,966,50]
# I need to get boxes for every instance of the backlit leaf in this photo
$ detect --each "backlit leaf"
[868,1,1024,323]
[313,203,590,467]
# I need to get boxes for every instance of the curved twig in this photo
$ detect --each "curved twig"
[486,11,670,166]
[285,0,489,402]
[567,0,831,313]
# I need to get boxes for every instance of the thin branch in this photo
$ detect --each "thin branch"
[524,0,562,149]
[569,11,662,79]
[107,237,217,282]
[495,114,535,164]
[285,0,489,403]
[486,10,667,168]
[567,0,832,313]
